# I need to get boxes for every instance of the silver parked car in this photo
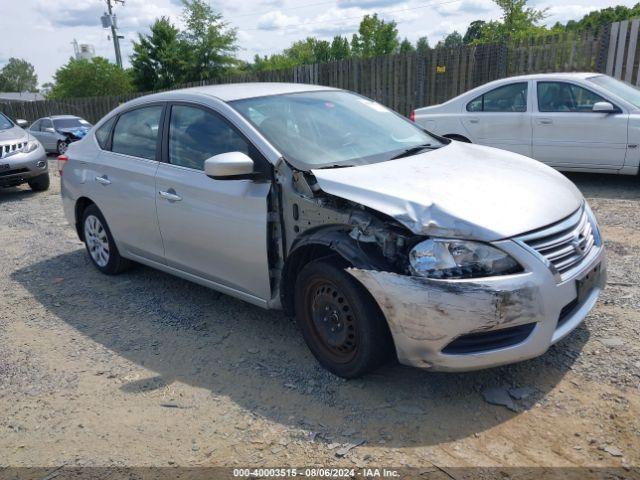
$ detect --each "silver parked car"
[29,115,92,155]
[413,73,640,175]
[0,112,49,191]
[60,83,606,378]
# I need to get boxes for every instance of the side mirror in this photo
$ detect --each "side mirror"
[592,101,616,113]
[15,119,28,128]
[45,127,56,133]
[204,151,255,180]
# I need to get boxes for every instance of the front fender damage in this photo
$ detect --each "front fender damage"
[346,268,544,369]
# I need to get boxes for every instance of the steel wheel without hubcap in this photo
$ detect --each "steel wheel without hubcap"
[57,141,68,155]
[307,280,358,364]
[84,214,110,267]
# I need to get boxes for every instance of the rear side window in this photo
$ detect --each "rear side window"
[112,106,163,160]
[538,82,607,112]
[168,105,249,171]
[467,82,528,112]
[95,117,116,150]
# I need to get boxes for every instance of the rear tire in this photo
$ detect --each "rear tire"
[294,259,394,378]
[81,204,131,275]
[28,172,50,191]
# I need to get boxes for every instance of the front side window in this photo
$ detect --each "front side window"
[538,82,607,112]
[41,119,53,131]
[95,116,116,150]
[168,105,249,171]
[467,83,528,112]
[30,120,41,132]
[111,106,163,160]
[231,91,441,169]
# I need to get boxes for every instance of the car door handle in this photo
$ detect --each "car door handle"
[469,118,479,124]
[95,175,111,185]
[537,118,553,125]
[159,190,182,202]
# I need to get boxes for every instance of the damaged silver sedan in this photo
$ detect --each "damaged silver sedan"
[60,83,606,378]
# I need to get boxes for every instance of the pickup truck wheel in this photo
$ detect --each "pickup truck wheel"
[27,172,50,191]
[82,204,131,275]
[295,259,393,378]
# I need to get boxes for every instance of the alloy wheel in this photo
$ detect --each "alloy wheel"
[84,215,110,267]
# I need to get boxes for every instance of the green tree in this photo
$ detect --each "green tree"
[473,0,548,43]
[350,14,400,57]
[463,20,486,44]
[48,57,133,99]
[130,17,188,91]
[416,36,430,55]
[564,4,640,31]
[399,37,415,53]
[330,35,351,60]
[437,31,463,48]
[180,0,238,81]
[0,58,38,92]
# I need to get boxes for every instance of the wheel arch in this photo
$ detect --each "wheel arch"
[74,196,96,241]
[280,227,388,317]
[443,133,471,143]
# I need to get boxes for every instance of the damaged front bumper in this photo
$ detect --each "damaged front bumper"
[348,238,606,372]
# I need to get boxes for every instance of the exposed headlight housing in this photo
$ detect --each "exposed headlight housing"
[409,238,522,279]
[24,140,40,153]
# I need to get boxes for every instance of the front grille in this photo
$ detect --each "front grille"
[0,167,28,177]
[442,323,536,355]
[520,208,596,277]
[0,141,28,159]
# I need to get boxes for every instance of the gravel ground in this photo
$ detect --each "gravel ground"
[1,160,639,470]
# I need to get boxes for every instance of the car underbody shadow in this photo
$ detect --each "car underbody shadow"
[11,249,588,448]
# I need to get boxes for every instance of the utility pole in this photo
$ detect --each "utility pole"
[102,0,124,68]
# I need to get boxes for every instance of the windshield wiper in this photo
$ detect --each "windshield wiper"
[390,143,436,160]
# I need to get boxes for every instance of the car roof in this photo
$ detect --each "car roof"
[141,82,340,103]
[471,72,602,91]
[49,115,81,120]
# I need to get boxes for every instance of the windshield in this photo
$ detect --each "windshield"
[0,113,14,130]
[588,75,640,108]
[53,118,92,129]
[230,91,441,169]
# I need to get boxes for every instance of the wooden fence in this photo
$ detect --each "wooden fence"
[0,23,624,124]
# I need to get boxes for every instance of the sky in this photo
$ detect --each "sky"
[0,0,637,86]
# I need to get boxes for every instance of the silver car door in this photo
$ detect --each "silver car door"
[155,103,271,302]
[28,120,45,146]
[461,81,532,157]
[39,119,58,150]
[86,105,165,263]
[533,80,628,169]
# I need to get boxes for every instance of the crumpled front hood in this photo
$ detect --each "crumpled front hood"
[58,127,90,139]
[312,142,583,241]
[0,126,27,143]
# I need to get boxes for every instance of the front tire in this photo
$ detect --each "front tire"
[294,259,394,378]
[57,140,68,155]
[28,172,50,191]
[82,204,131,275]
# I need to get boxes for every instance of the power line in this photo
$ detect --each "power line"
[241,0,463,33]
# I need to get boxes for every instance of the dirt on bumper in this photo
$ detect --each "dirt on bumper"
[347,266,603,371]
